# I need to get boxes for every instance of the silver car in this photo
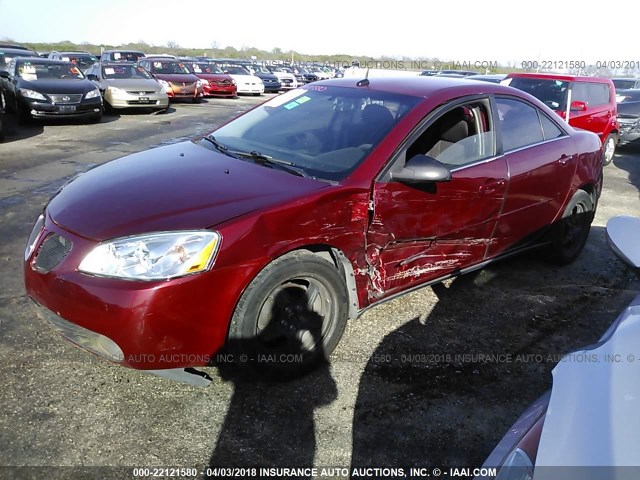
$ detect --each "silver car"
[84,62,168,112]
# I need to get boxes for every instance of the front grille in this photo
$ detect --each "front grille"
[127,100,158,105]
[48,94,83,104]
[126,90,156,95]
[169,82,195,88]
[215,80,232,86]
[282,79,293,84]
[34,234,72,272]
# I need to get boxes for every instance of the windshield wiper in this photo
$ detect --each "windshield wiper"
[228,150,309,178]
[201,135,233,155]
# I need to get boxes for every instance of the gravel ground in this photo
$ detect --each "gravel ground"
[0,96,639,479]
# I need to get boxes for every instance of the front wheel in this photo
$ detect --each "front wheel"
[545,190,594,265]
[226,251,348,378]
[603,133,616,166]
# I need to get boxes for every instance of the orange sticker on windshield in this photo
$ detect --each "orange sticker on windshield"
[70,67,80,74]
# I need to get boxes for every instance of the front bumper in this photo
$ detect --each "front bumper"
[203,83,237,97]
[22,98,102,118]
[23,214,255,371]
[105,91,169,109]
[236,83,264,94]
[618,117,640,144]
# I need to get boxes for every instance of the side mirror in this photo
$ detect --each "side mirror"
[86,74,98,81]
[570,100,587,112]
[390,154,452,184]
[606,216,640,268]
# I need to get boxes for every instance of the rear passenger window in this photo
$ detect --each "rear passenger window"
[496,98,544,151]
[539,114,564,140]
[586,83,610,106]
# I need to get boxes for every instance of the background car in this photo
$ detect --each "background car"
[612,77,640,90]
[24,76,602,383]
[467,73,507,83]
[84,62,168,112]
[137,57,203,103]
[504,72,619,165]
[0,57,102,123]
[264,65,298,90]
[477,215,640,480]
[437,69,479,76]
[100,50,146,63]
[221,65,264,95]
[179,59,237,98]
[248,64,280,93]
[615,88,640,146]
[48,51,98,73]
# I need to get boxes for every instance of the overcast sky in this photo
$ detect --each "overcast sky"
[0,0,636,66]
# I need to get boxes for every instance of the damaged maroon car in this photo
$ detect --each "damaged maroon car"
[24,77,603,384]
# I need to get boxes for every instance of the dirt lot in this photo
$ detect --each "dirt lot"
[1,96,639,479]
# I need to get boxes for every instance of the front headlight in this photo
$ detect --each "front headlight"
[157,79,172,92]
[106,86,126,96]
[20,88,47,100]
[78,231,221,280]
[85,88,101,99]
[495,448,534,480]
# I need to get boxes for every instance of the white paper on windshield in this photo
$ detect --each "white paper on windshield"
[20,65,36,74]
[114,53,121,59]
[22,73,37,81]
[104,68,115,75]
[266,88,309,108]
[62,57,70,61]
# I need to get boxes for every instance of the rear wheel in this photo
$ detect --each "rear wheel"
[226,251,348,378]
[545,190,594,264]
[603,133,616,166]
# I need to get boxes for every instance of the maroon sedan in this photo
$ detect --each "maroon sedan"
[137,58,203,103]
[181,60,237,98]
[24,77,603,383]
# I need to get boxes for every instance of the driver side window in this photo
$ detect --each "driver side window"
[405,101,496,168]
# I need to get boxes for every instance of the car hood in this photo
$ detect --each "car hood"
[153,73,199,84]
[254,73,279,81]
[47,141,327,241]
[194,73,232,82]
[19,78,96,94]
[534,294,640,471]
[102,78,162,91]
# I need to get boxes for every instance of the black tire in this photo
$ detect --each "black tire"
[603,133,616,166]
[226,250,348,378]
[545,190,594,265]
[192,97,201,104]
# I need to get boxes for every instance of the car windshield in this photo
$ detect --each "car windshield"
[102,64,152,79]
[208,86,421,181]
[150,61,191,74]
[188,63,223,74]
[613,79,638,90]
[508,77,569,110]
[110,51,144,62]
[252,65,270,74]
[16,60,84,80]
[62,54,97,69]
[616,89,640,103]
[225,66,250,75]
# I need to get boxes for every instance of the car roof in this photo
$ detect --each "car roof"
[0,47,39,55]
[103,50,145,54]
[99,61,136,66]
[506,72,613,84]
[53,51,93,55]
[15,57,75,65]
[313,76,520,98]
[612,77,640,81]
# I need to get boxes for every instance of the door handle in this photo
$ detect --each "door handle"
[479,180,505,194]
[559,154,571,165]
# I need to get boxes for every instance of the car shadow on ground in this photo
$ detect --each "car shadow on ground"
[0,114,44,143]
[206,289,337,478]
[614,145,640,196]
[350,225,636,468]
